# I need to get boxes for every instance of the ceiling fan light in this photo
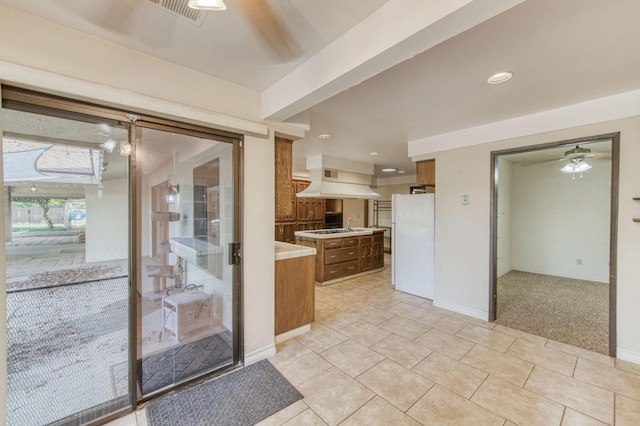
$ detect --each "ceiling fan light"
[188,0,227,10]
[561,161,592,173]
[100,139,117,153]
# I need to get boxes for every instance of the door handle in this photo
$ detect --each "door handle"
[228,242,241,265]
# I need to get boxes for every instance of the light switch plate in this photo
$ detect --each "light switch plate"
[461,195,470,205]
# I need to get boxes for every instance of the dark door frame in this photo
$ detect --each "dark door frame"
[488,132,620,357]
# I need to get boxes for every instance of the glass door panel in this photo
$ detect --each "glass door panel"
[137,127,236,397]
[2,107,131,425]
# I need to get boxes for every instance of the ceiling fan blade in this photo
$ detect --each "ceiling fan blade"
[593,152,612,159]
[80,0,142,35]
[236,0,302,62]
[520,158,563,167]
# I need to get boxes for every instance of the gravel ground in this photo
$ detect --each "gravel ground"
[6,265,120,291]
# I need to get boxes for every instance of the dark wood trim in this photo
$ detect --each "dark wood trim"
[489,133,619,357]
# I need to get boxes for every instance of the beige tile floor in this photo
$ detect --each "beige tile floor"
[109,261,640,426]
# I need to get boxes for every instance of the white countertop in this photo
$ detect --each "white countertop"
[275,241,317,261]
[294,227,385,239]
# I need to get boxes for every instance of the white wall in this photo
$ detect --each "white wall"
[342,199,366,227]
[85,178,129,262]
[431,115,640,362]
[511,157,611,282]
[496,158,512,277]
[242,134,275,361]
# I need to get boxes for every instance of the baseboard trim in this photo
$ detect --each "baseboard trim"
[433,299,488,321]
[616,348,640,365]
[244,343,276,366]
[275,324,311,344]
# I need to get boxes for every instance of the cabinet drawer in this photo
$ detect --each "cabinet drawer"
[374,234,384,243]
[323,239,342,249]
[343,237,360,247]
[325,247,359,264]
[324,261,359,280]
[359,236,373,244]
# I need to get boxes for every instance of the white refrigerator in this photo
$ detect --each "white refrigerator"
[392,193,435,299]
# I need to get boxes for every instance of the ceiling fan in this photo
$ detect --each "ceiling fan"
[79,0,302,61]
[521,144,611,166]
[558,145,609,162]
[557,145,610,179]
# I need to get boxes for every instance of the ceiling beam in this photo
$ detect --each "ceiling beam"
[261,0,525,122]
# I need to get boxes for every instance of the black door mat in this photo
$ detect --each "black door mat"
[142,332,233,395]
[146,360,303,426]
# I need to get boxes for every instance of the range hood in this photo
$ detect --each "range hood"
[296,155,380,199]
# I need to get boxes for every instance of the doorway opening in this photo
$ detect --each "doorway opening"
[489,133,619,356]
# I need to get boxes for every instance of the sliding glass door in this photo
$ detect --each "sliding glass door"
[136,126,240,398]
[2,97,131,425]
[2,87,242,423]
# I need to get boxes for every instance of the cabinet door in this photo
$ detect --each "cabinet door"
[284,223,297,243]
[275,223,296,242]
[416,159,436,186]
[311,199,325,221]
[275,138,295,221]
[275,224,284,242]
[360,243,373,271]
[297,199,312,221]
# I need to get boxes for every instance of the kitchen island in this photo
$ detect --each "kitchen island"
[295,228,385,285]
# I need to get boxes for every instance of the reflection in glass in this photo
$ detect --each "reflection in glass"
[138,128,234,396]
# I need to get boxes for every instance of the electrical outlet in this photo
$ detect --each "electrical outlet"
[576,259,582,265]
[461,195,470,205]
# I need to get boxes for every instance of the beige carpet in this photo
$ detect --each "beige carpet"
[496,270,609,355]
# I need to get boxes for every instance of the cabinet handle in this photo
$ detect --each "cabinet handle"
[347,240,355,244]
[348,266,355,270]
[330,269,338,274]
[348,251,355,255]
[330,255,337,258]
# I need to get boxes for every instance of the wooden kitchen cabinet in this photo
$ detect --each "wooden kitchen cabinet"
[275,223,297,244]
[275,137,296,222]
[416,159,436,187]
[275,244,315,336]
[276,177,325,242]
[296,229,385,284]
[359,233,383,272]
[295,180,325,222]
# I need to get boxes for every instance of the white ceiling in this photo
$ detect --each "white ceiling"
[2,0,640,179]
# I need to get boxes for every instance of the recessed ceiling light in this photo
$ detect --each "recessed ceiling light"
[382,168,397,173]
[318,133,331,139]
[487,71,514,84]
[369,152,379,156]
[188,0,227,10]
[398,170,406,174]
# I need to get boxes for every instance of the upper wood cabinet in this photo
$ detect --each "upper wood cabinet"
[275,137,295,222]
[416,159,436,187]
